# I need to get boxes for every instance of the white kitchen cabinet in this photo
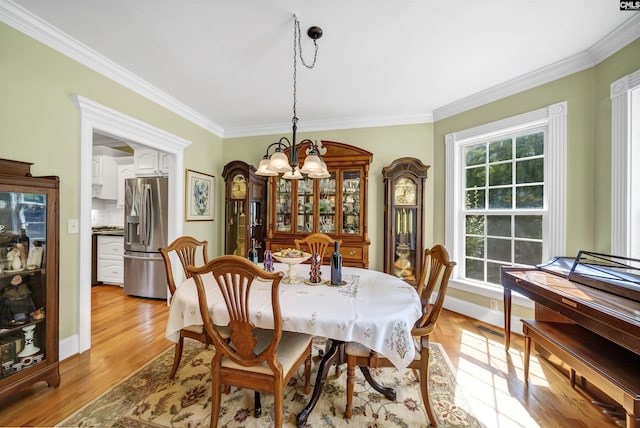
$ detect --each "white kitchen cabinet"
[93,146,131,200]
[116,158,135,207]
[133,147,170,176]
[97,235,124,285]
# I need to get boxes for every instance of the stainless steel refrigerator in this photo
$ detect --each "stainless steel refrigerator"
[123,176,168,299]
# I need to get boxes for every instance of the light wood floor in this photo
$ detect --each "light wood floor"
[0,284,620,427]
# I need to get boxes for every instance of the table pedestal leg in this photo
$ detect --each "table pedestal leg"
[296,339,343,427]
[360,366,396,400]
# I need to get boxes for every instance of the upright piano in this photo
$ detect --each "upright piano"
[501,251,640,426]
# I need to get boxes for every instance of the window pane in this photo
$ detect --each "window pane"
[515,215,542,239]
[487,215,511,237]
[465,189,485,209]
[487,237,511,262]
[489,163,512,186]
[465,215,484,235]
[489,139,512,162]
[516,132,544,158]
[516,158,543,184]
[466,258,484,281]
[466,166,485,188]
[488,188,512,209]
[515,240,542,265]
[466,236,484,258]
[516,185,543,208]
[466,144,486,166]
[487,262,504,285]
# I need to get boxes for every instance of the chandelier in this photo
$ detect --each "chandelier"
[255,15,330,179]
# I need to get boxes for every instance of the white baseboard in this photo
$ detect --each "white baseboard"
[59,335,79,361]
[443,295,524,336]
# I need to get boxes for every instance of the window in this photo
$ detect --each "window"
[446,102,567,290]
[611,69,640,259]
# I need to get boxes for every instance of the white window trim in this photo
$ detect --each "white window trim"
[611,69,640,258]
[445,102,567,301]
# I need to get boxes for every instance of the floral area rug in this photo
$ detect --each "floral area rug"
[57,338,483,427]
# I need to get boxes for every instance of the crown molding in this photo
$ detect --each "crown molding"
[433,14,640,122]
[223,112,434,138]
[0,0,224,137]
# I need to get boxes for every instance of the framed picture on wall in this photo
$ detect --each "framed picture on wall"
[185,169,215,221]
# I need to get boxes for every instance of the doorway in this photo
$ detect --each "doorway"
[72,95,191,356]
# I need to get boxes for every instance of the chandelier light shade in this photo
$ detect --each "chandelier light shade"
[255,14,328,180]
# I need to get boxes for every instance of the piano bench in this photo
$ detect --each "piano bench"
[522,319,640,428]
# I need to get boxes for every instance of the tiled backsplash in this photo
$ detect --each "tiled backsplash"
[91,198,124,227]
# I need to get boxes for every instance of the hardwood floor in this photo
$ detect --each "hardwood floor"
[0,284,621,427]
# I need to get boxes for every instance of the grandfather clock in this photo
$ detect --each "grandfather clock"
[222,161,267,260]
[382,157,430,285]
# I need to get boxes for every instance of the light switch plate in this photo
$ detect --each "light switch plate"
[68,218,79,234]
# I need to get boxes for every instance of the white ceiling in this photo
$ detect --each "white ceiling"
[6,1,640,137]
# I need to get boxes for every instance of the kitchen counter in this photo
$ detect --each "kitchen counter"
[92,228,124,285]
[92,227,124,236]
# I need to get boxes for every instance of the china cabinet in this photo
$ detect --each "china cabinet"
[382,157,429,285]
[0,158,60,402]
[265,141,372,268]
[222,161,268,260]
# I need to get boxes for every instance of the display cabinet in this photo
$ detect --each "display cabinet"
[0,158,60,402]
[222,161,268,260]
[265,141,372,268]
[382,157,429,285]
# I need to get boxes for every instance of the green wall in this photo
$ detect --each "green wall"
[2,18,638,347]
[0,23,223,340]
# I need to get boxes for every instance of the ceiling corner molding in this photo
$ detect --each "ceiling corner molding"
[223,113,434,138]
[433,13,640,122]
[0,0,224,138]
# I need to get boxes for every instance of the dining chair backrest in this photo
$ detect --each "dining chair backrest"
[187,255,285,366]
[294,233,342,263]
[160,236,209,297]
[413,244,456,336]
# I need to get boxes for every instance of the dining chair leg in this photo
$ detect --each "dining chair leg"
[210,373,222,428]
[274,381,284,428]
[304,351,312,394]
[420,348,437,427]
[169,336,185,379]
[345,357,356,419]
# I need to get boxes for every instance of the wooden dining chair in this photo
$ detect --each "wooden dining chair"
[344,244,456,426]
[159,236,211,379]
[187,255,313,428]
[294,233,342,263]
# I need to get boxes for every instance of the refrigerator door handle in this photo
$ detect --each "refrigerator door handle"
[141,184,152,246]
[124,252,162,260]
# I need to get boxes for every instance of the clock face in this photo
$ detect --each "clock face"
[394,178,416,205]
[231,175,247,199]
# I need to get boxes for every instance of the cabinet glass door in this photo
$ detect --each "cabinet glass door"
[318,174,336,234]
[296,178,314,233]
[275,177,292,233]
[0,190,48,378]
[341,171,361,235]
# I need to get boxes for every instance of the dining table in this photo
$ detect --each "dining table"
[166,262,422,427]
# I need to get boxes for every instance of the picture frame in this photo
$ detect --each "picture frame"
[185,169,215,221]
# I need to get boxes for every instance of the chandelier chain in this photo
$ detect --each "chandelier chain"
[292,15,319,122]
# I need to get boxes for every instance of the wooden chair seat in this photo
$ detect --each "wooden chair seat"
[221,329,312,375]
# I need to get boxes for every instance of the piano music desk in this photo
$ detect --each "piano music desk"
[522,320,640,428]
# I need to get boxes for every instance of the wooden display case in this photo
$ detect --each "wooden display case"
[0,158,60,402]
[265,141,372,268]
[222,161,268,260]
[382,157,429,285]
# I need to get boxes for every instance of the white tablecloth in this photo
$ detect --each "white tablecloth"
[166,263,422,369]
